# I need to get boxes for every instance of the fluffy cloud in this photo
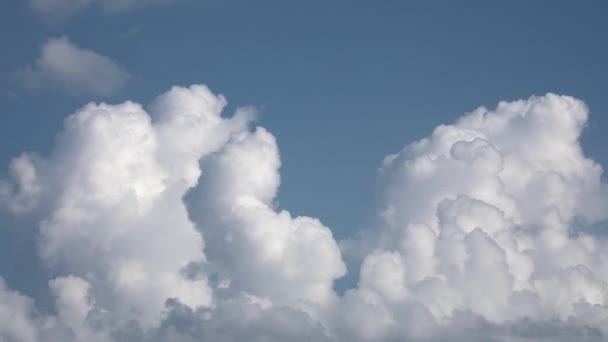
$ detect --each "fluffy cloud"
[338,93,608,340]
[186,127,346,310]
[16,37,129,97]
[0,279,41,342]
[2,85,252,329]
[1,87,608,341]
[29,0,181,20]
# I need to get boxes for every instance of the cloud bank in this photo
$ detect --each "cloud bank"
[1,85,608,341]
[16,36,129,96]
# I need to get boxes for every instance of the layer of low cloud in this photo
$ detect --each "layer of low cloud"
[16,36,129,97]
[29,0,180,20]
[1,85,608,341]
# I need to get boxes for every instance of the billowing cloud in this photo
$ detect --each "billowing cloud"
[338,93,608,340]
[16,37,129,97]
[1,87,608,341]
[29,0,181,20]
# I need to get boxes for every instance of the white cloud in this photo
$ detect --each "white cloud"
[29,0,181,20]
[1,88,608,341]
[0,85,247,331]
[186,126,346,309]
[0,279,41,342]
[17,37,129,97]
[338,93,608,340]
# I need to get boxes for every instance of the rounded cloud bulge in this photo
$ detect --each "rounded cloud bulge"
[1,86,608,341]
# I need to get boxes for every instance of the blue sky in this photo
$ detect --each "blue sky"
[2,0,607,241]
[1,2,608,341]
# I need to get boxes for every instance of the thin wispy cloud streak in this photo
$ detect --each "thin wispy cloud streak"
[29,0,182,20]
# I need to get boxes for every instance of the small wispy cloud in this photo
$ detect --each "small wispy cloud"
[16,36,130,97]
[28,0,92,21]
[28,0,182,21]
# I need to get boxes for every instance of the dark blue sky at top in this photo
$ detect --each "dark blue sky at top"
[1,0,607,245]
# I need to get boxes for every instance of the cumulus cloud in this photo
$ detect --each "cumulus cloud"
[185,127,346,309]
[0,279,41,342]
[29,0,181,20]
[339,93,608,340]
[1,87,608,341]
[16,37,129,97]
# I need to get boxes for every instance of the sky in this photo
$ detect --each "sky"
[1,1,608,341]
